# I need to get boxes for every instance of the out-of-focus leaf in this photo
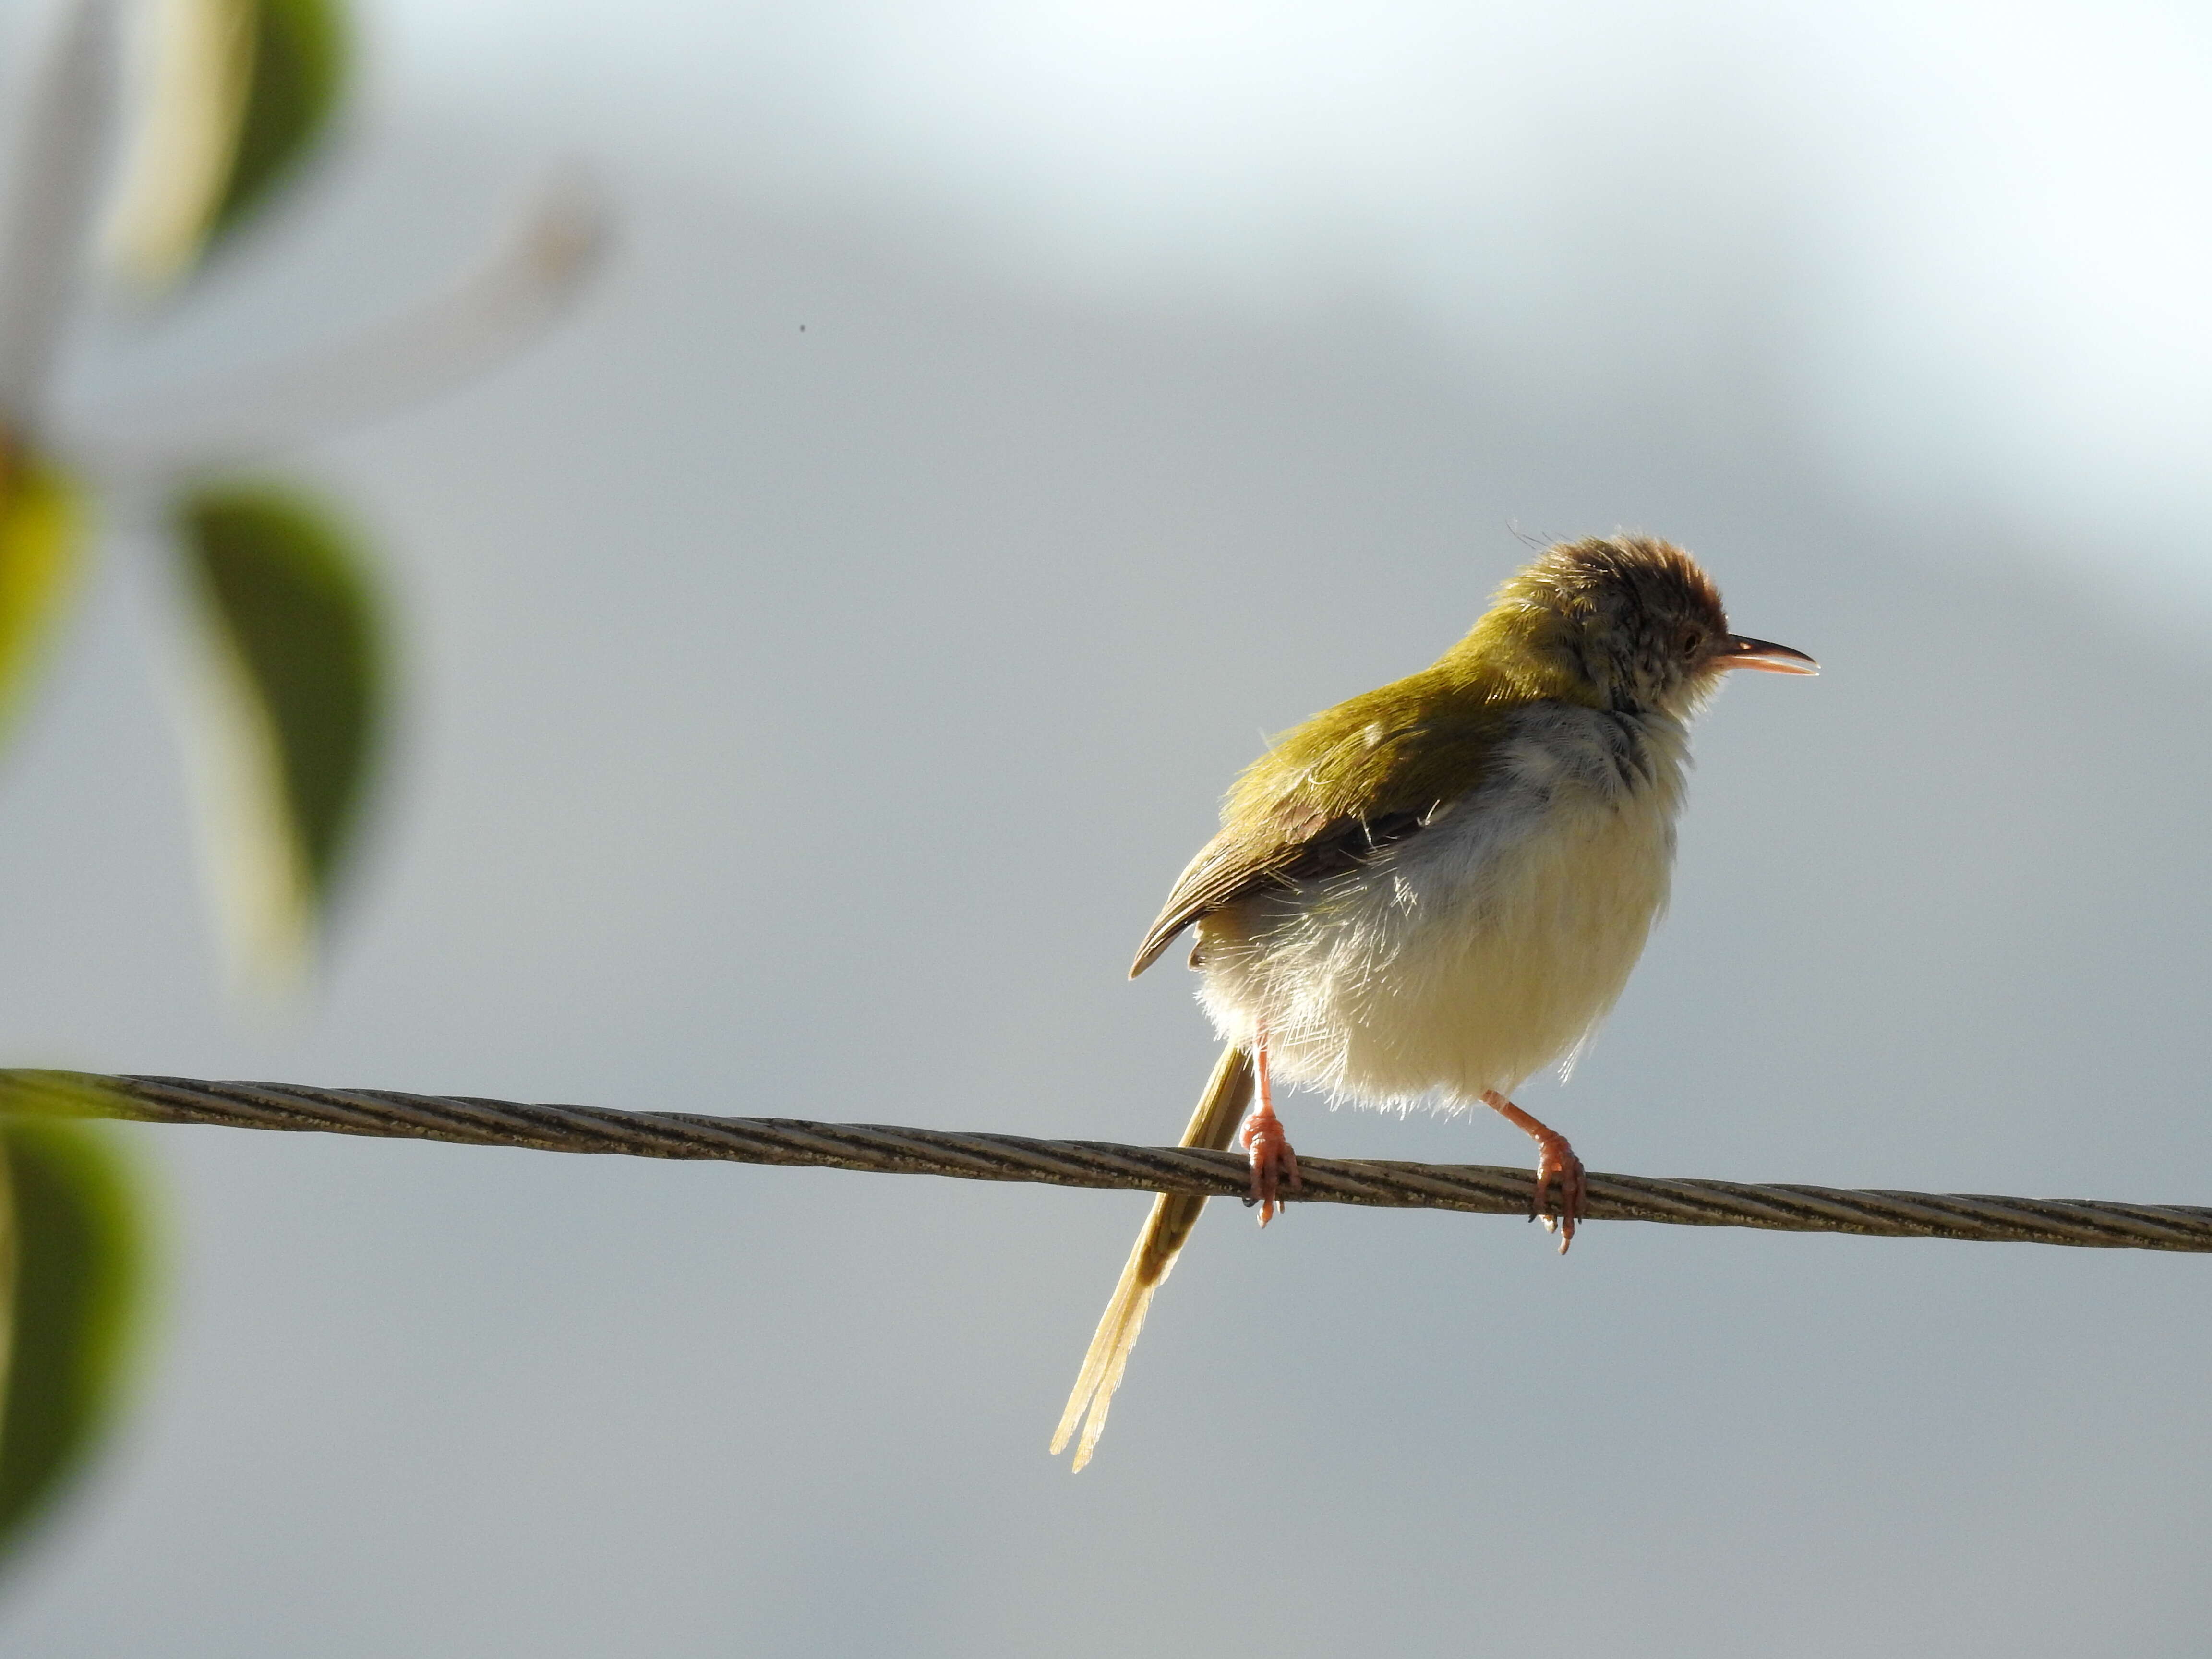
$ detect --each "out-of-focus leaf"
[107,0,348,284]
[0,1113,151,1569]
[177,484,384,975]
[104,0,252,284]
[0,446,84,761]
[0,1073,131,1125]
[213,0,346,239]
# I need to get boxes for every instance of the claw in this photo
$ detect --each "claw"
[1240,1100,1300,1225]
[1529,1129,1585,1253]
[1240,1032,1300,1226]
[1484,1090,1587,1254]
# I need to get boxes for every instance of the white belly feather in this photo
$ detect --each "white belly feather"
[1194,704,1689,1108]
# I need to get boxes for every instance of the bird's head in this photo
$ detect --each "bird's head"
[1479,534,1817,718]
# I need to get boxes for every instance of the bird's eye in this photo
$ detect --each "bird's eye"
[1678,625,1705,658]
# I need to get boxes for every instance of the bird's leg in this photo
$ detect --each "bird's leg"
[1480,1090,1586,1253]
[1239,1032,1300,1226]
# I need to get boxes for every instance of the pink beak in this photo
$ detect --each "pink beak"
[1719,634,1819,675]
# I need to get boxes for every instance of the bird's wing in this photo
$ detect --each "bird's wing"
[1130,688,1517,979]
[1132,792,1442,973]
[1128,805,1436,978]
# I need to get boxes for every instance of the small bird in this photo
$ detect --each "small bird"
[1052,533,1815,1470]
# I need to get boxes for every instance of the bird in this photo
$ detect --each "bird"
[1051,532,1816,1471]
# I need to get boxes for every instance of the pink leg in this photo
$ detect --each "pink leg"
[1239,1034,1301,1226]
[1481,1090,1586,1253]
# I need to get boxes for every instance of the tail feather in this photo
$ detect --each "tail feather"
[1051,1045,1253,1471]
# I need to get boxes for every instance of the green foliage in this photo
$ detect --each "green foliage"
[0,0,566,1588]
[0,1114,149,1568]
[210,0,349,247]
[179,484,385,912]
[108,0,351,282]
[0,452,82,759]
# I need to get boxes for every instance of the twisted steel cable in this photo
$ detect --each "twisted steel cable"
[4,1068,2208,1252]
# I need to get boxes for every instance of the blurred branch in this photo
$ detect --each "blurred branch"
[5,1071,2209,1252]
[0,0,124,430]
[70,172,608,469]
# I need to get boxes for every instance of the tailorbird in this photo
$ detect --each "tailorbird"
[1052,532,1816,1470]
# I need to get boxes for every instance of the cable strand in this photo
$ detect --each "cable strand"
[5,1070,2208,1252]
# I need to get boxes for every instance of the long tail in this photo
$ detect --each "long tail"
[1050,1044,1254,1471]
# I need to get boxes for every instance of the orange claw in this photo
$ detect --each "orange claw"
[1482,1090,1587,1253]
[1239,1099,1300,1225]
[1240,1036,1301,1225]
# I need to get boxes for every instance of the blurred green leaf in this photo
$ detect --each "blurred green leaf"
[211,0,347,243]
[0,1116,150,1569]
[0,447,83,761]
[108,0,349,283]
[178,484,385,969]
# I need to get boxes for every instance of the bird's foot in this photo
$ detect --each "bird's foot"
[1482,1091,1586,1254]
[1528,1130,1586,1253]
[1239,1099,1300,1226]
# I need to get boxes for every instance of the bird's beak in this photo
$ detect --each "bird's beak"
[1718,635,1819,675]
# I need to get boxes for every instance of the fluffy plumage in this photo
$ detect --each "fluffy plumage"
[1054,533,1812,1469]
[1192,698,1689,1106]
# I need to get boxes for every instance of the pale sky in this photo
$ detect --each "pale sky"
[3,2,2211,1653]
[368,0,2212,592]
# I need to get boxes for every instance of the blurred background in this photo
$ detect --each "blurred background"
[2,0,2211,1651]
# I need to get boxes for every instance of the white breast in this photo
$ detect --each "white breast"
[1194,704,1690,1109]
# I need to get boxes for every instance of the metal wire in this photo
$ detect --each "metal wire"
[4,1068,2208,1252]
